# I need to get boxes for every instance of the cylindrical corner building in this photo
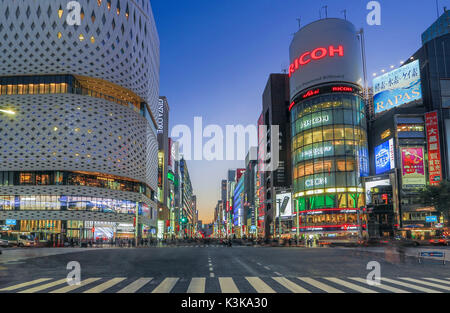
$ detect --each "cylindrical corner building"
[289,18,369,238]
[0,0,160,244]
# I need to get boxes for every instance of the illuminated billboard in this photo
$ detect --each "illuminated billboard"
[401,147,426,188]
[289,19,363,99]
[375,139,395,174]
[373,60,422,114]
[276,193,293,217]
[425,112,442,185]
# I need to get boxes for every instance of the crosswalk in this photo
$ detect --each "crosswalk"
[151,245,254,248]
[0,276,449,293]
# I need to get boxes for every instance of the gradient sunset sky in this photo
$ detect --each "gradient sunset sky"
[151,0,450,223]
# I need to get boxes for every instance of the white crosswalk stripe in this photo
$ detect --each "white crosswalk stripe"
[381,278,442,293]
[298,277,344,293]
[152,278,179,293]
[272,277,310,293]
[187,278,206,293]
[0,278,52,292]
[83,278,126,293]
[1,276,449,293]
[50,278,102,293]
[398,278,450,292]
[19,278,68,293]
[219,277,240,293]
[324,277,378,293]
[117,278,153,293]
[423,278,450,285]
[245,277,276,293]
[348,277,410,293]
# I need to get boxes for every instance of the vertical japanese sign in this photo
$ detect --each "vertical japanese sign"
[401,147,426,188]
[425,112,442,185]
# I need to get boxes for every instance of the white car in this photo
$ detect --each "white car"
[0,238,9,247]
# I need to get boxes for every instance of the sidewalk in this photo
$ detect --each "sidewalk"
[0,247,118,264]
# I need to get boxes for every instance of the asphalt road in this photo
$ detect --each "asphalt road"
[0,245,449,293]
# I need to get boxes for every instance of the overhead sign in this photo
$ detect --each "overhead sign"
[425,112,442,185]
[375,139,395,174]
[276,193,293,217]
[426,216,438,223]
[373,60,422,114]
[289,19,363,99]
[5,219,16,226]
[401,147,426,188]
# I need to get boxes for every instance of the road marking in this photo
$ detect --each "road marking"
[219,277,239,293]
[245,277,276,293]
[381,278,442,293]
[19,278,68,293]
[152,278,179,293]
[298,277,344,293]
[0,278,53,292]
[83,278,126,293]
[398,278,450,292]
[210,273,215,278]
[274,272,282,276]
[272,277,310,293]
[324,278,378,293]
[423,277,450,285]
[264,266,271,270]
[117,278,153,293]
[256,263,262,266]
[187,278,206,293]
[50,278,102,293]
[348,277,409,293]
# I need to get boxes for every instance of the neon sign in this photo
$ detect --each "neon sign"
[289,45,344,77]
[289,84,358,111]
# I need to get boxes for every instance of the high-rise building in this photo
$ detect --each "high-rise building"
[0,1,160,243]
[289,18,369,239]
[180,157,194,237]
[366,10,450,239]
[260,74,291,238]
[157,97,170,237]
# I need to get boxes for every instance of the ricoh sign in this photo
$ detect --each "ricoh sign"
[289,18,363,100]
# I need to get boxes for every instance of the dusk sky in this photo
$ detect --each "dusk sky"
[151,0,450,223]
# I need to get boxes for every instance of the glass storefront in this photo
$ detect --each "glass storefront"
[291,90,368,233]
[0,170,155,201]
[0,195,155,218]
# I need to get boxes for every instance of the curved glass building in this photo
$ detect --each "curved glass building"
[0,0,160,243]
[289,19,369,236]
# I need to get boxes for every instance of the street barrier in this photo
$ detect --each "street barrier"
[417,251,446,265]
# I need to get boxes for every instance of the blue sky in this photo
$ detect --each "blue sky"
[151,0,450,222]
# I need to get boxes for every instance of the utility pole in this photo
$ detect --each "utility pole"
[341,9,347,20]
[322,5,328,18]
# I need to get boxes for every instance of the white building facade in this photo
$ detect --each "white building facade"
[0,0,160,242]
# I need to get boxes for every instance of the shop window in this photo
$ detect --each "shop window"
[323,126,334,141]
[20,173,34,185]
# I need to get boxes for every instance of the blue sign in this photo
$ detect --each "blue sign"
[426,216,438,223]
[420,251,444,258]
[373,60,422,114]
[6,219,16,226]
[375,140,392,174]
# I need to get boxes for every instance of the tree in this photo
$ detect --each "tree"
[417,181,450,227]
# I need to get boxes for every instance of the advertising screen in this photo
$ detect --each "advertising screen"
[365,179,391,205]
[375,139,395,174]
[289,19,363,99]
[276,193,293,217]
[373,60,422,114]
[401,147,426,187]
[425,112,442,185]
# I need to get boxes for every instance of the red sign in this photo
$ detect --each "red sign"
[236,168,245,181]
[289,45,344,77]
[425,112,442,185]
